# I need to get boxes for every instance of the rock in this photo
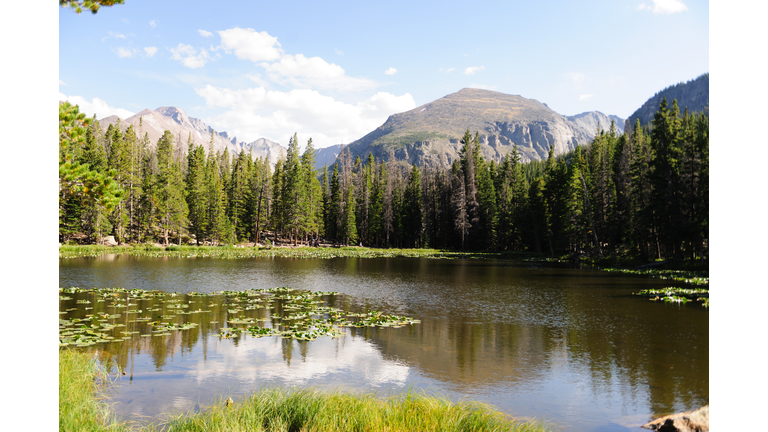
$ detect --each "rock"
[642,405,708,432]
[100,236,118,246]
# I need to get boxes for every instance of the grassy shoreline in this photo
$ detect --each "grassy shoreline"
[60,349,554,432]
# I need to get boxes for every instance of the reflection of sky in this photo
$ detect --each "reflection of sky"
[189,334,410,387]
[111,333,413,425]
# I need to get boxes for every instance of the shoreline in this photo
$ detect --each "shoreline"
[60,349,555,432]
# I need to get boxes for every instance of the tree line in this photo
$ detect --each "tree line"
[59,97,708,262]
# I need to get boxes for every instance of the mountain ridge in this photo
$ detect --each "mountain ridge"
[98,106,286,166]
[334,88,621,169]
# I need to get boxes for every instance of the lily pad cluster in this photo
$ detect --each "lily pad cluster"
[634,287,709,307]
[59,286,420,348]
[601,268,709,285]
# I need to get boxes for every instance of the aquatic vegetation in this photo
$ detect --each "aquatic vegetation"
[633,287,709,307]
[599,267,709,285]
[59,285,420,347]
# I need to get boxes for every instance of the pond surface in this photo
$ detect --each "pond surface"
[59,255,708,431]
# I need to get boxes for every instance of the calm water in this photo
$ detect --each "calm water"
[59,255,708,431]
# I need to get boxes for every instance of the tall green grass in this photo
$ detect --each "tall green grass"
[162,387,554,432]
[59,349,131,432]
[61,350,554,432]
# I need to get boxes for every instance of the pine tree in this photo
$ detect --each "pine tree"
[155,130,188,245]
[403,164,423,247]
[250,157,271,245]
[186,138,208,245]
[328,163,342,243]
[451,161,470,250]
[229,150,253,241]
[59,102,122,242]
[301,138,322,243]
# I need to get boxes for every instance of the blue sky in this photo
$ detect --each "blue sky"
[58,0,708,148]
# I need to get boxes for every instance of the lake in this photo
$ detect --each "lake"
[59,255,708,431]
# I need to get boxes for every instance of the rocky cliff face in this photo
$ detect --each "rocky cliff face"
[566,111,624,137]
[339,88,597,168]
[99,107,285,166]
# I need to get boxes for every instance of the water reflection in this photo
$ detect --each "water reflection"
[60,256,708,432]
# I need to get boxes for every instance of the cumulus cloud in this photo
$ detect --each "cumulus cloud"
[198,29,213,37]
[169,43,210,68]
[195,85,415,147]
[149,20,157,28]
[636,0,688,14]
[464,66,485,75]
[439,67,456,73]
[144,46,158,57]
[218,27,283,62]
[59,80,66,86]
[115,47,136,58]
[335,48,344,56]
[261,54,377,93]
[384,67,397,75]
[59,93,135,119]
[579,94,594,101]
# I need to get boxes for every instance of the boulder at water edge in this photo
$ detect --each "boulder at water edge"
[100,236,118,246]
[642,405,708,432]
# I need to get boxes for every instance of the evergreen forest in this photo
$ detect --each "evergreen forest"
[59,97,708,262]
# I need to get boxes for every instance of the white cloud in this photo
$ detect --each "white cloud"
[198,29,213,37]
[385,67,397,75]
[567,71,586,85]
[115,47,136,58]
[261,53,378,93]
[335,48,344,56]
[149,20,157,28]
[439,67,456,73]
[59,80,66,86]
[637,0,688,14]
[464,66,485,75]
[218,27,283,62]
[101,31,127,42]
[58,93,135,119]
[122,18,129,24]
[169,43,210,69]
[579,94,594,101]
[195,85,416,147]
[144,46,158,57]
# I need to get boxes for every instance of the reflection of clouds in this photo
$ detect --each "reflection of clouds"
[190,334,410,387]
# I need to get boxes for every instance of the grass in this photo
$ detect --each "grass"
[59,349,132,432]
[59,244,524,260]
[60,349,554,432]
[161,387,554,432]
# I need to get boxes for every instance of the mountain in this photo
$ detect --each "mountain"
[625,73,709,131]
[98,106,286,166]
[335,88,597,169]
[314,144,344,172]
[566,111,624,135]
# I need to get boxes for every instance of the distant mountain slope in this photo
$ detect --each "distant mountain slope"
[99,106,285,166]
[314,144,344,171]
[339,88,595,168]
[625,73,709,131]
[566,111,624,135]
